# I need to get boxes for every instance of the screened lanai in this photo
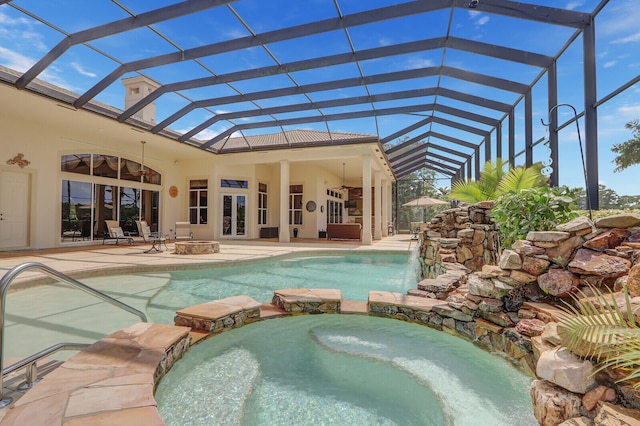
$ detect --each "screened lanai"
[0,0,638,210]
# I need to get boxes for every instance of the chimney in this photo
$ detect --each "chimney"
[122,75,159,123]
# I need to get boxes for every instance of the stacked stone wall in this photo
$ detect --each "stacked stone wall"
[421,201,500,277]
[415,208,640,425]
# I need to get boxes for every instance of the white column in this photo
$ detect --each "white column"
[361,155,372,245]
[374,171,382,240]
[381,178,389,237]
[279,160,290,242]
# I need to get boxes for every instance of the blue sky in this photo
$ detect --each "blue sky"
[0,0,638,195]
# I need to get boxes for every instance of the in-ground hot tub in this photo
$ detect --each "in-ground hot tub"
[174,240,220,255]
[155,314,537,425]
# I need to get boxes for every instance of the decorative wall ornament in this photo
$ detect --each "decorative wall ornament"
[6,153,30,168]
[169,185,179,198]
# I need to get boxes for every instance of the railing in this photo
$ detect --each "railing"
[0,262,148,407]
[3,342,90,391]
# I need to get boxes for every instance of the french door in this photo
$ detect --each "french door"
[221,194,246,237]
[0,170,30,249]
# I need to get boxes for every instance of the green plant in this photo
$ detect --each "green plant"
[559,285,640,389]
[612,119,640,173]
[491,186,578,247]
[450,158,547,204]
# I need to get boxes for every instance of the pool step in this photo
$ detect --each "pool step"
[272,288,342,314]
[174,295,261,333]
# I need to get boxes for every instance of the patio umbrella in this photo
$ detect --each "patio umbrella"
[402,196,448,207]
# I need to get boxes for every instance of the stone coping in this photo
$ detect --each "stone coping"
[1,289,566,425]
[175,295,261,319]
[0,323,191,425]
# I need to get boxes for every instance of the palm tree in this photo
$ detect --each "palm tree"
[450,159,547,204]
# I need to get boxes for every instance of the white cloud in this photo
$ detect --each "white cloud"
[599,1,640,37]
[603,60,617,68]
[476,16,489,26]
[405,57,435,69]
[618,104,640,118]
[0,11,30,26]
[565,1,584,11]
[467,11,489,28]
[192,128,221,140]
[378,37,392,47]
[0,46,35,72]
[70,62,96,78]
[612,32,640,44]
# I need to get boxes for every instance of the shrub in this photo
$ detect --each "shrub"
[492,186,578,248]
[574,208,640,219]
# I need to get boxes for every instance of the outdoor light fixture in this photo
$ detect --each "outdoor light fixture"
[468,0,479,8]
[541,104,592,220]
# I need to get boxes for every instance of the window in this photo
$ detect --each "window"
[221,179,248,189]
[61,153,163,243]
[289,184,303,225]
[60,153,161,184]
[326,189,342,199]
[258,183,268,225]
[189,179,208,224]
[327,191,343,224]
[61,180,159,242]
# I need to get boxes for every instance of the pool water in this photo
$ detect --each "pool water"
[156,315,536,426]
[148,252,419,323]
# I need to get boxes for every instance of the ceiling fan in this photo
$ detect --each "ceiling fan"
[332,163,355,191]
[134,140,156,179]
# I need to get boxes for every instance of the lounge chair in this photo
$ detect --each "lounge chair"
[174,221,193,240]
[103,220,134,245]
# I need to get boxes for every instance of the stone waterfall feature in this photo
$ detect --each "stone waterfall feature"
[413,206,640,426]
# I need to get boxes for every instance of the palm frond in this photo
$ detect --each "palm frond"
[450,181,488,203]
[559,284,640,388]
[478,158,507,193]
[496,166,544,196]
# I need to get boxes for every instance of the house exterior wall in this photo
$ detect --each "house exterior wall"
[0,83,393,249]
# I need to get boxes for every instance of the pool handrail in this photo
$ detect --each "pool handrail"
[0,262,148,407]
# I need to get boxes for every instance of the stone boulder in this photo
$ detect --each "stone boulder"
[527,231,571,243]
[628,264,640,298]
[530,379,582,426]
[546,236,585,267]
[478,297,503,313]
[467,273,512,299]
[583,229,631,252]
[499,249,522,269]
[568,249,630,278]
[513,239,546,256]
[541,322,563,346]
[521,256,551,276]
[515,318,546,337]
[558,417,593,426]
[557,216,594,234]
[538,269,580,297]
[536,347,596,394]
[594,402,640,425]
[582,385,616,412]
[594,213,640,229]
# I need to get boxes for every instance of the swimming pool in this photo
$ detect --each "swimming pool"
[148,252,419,323]
[156,315,537,425]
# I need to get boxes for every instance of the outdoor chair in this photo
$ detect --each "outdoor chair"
[135,220,152,243]
[174,221,193,240]
[103,220,134,245]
